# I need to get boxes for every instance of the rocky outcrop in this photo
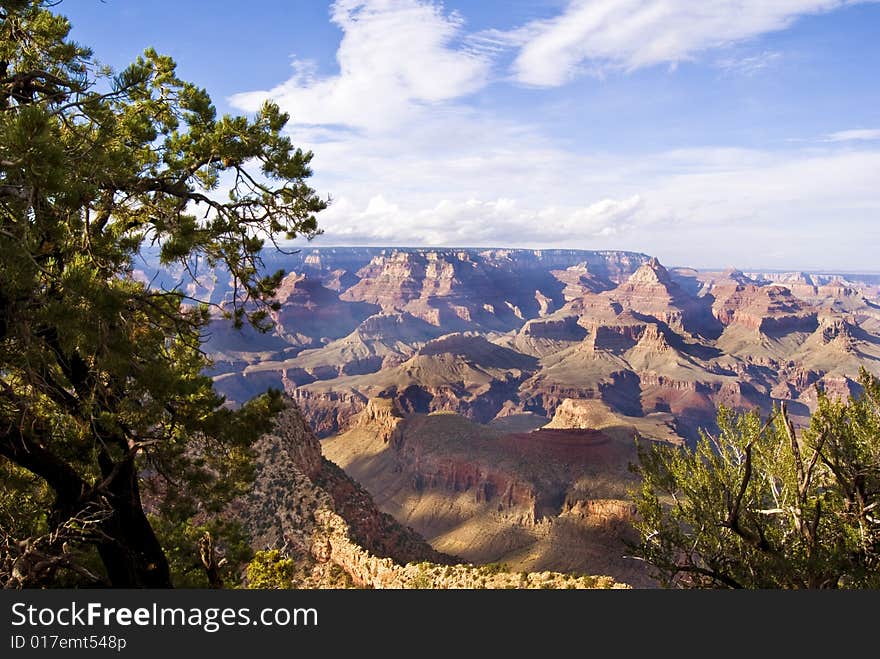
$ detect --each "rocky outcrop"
[544,398,682,444]
[354,397,404,442]
[291,388,368,437]
[771,367,822,399]
[312,509,625,588]
[816,317,857,348]
[551,262,615,300]
[606,258,719,336]
[236,401,626,589]
[520,315,587,341]
[236,404,445,563]
[561,499,636,529]
[319,269,359,292]
[797,375,863,408]
[584,316,649,353]
[712,284,817,334]
[546,398,609,430]
[630,323,671,353]
[546,258,721,343]
[512,316,588,357]
[534,290,555,316]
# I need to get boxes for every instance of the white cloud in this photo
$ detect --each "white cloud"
[229,0,490,131]
[496,0,872,86]
[825,128,880,142]
[227,1,879,270]
[296,145,880,269]
[316,194,643,245]
[716,50,782,76]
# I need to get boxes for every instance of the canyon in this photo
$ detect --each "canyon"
[150,247,880,586]
[189,248,880,441]
[233,402,625,588]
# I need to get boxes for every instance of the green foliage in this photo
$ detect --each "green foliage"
[149,516,253,589]
[631,369,880,588]
[0,1,325,586]
[480,562,510,575]
[245,550,296,589]
[408,562,433,589]
[0,460,51,540]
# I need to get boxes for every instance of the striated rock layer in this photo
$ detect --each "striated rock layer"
[322,399,667,586]
[277,255,879,442]
[233,402,626,588]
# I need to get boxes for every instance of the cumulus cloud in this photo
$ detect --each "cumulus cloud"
[825,128,880,142]
[298,146,880,269]
[227,1,879,270]
[316,195,644,245]
[230,0,490,131]
[494,0,872,86]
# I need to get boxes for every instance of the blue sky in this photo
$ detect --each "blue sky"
[63,1,880,270]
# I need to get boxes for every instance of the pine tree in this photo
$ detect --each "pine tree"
[0,0,326,587]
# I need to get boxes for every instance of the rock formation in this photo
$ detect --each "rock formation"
[321,401,661,586]
[234,402,625,588]
[187,248,880,588]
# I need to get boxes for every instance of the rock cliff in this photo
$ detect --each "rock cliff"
[235,402,626,588]
[322,402,656,586]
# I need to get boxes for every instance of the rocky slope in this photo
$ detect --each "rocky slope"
[322,398,662,586]
[235,405,450,572]
[233,402,625,588]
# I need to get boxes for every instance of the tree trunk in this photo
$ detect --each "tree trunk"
[96,458,172,588]
[198,532,224,589]
[1,427,171,586]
